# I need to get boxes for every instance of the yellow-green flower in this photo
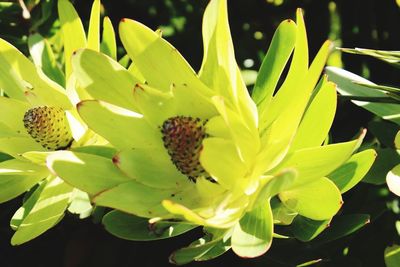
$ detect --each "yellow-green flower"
[0,0,115,245]
[48,0,375,262]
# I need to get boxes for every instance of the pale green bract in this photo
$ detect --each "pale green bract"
[0,0,117,245]
[45,0,375,263]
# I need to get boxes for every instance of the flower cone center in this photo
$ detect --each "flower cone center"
[161,116,208,182]
[23,106,73,150]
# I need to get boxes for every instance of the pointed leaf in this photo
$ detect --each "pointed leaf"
[326,66,400,125]
[119,18,210,94]
[328,149,376,193]
[100,16,117,60]
[87,0,100,51]
[199,0,243,103]
[252,19,296,105]
[313,214,370,244]
[274,133,364,187]
[291,79,337,150]
[58,0,86,80]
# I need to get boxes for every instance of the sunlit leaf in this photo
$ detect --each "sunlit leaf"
[231,201,273,257]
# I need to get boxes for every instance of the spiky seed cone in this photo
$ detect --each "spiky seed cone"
[161,116,208,182]
[23,106,73,150]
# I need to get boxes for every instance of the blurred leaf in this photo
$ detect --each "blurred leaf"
[328,149,376,193]
[241,69,258,86]
[353,82,400,94]
[341,48,400,67]
[395,131,400,149]
[67,189,92,219]
[387,164,400,196]
[326,67,400,125]
[385,245,400,267]
[103,210,196,241]
[368,120,399,148]
[363,148,400,185]
[297,259,323,267]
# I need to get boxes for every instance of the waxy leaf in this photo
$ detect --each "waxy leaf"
[328,149,376,193]
[279,177,342,220]
[11,176,73,245]
[385,245,400,267]
[87,0,100,51]
[326,66,400,125]
[231,201,273,257]
[313,214,370,244]
[100,16,117,60]
[47,151,131,195]
[252,19,297,106]
[58,0,86,80]
[291,216,330,242]
[274,134,364,187]
[0,160,48,203]
[170,229,230,265]
[387,164,400,196]
[103,210,196,241]
[28,33,65,86]
[72,49,138,111]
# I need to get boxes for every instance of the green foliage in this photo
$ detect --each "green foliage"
[0,0,394,266]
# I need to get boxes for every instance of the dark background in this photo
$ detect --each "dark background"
[1,0,400,266]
